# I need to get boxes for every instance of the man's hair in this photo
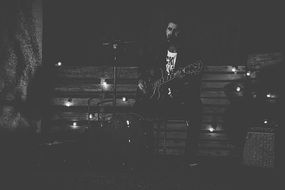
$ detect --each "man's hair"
[165,14,183,31]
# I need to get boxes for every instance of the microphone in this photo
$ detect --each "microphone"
[102,40,136,46]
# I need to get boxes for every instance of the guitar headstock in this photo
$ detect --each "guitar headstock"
[183,59,204,75]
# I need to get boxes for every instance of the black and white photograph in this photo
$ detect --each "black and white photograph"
[0,0,283,189]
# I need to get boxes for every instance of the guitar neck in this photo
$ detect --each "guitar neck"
[151,61,203,89]
[159,67,199,87]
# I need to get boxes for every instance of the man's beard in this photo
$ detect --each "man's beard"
[167,35,175,42]
[167,35,180,43]
[167,37,179,46]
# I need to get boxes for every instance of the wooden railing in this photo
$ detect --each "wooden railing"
[44,65,248,157]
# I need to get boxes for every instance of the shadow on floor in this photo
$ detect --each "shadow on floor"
[0,156,281,190]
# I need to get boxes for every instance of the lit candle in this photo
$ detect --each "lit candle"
[71,122,79,129]
[56,61,62,67]
[231,66,237,73]
[101,79,108,89]
[236,86,241,92]
[65,98,73,107]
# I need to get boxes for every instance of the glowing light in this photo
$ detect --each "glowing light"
[209,127,214,132]
[231,66,237,73]
[252,92,257,98]
[65,102,72,107]
[71,122,79,129]
[128,138,131,143]
[55,61,62,67]
[236,86,241,92]
[126,120,130,126]
[101,79,108,89]
[264,120,268,124]
[89,114,93,119]
[65,98,73,107]
[246,71,251,76]
[270,94,277,98]
[122,97,127,102]
[266,93,271,98]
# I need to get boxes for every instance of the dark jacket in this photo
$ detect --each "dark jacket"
[135,40,204,118]
[142,40,203,104]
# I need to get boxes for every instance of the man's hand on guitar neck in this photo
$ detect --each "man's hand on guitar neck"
[138,79,146,92]
[173,69,185,79]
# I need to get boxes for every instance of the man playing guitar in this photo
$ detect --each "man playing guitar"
[134,15,204,167]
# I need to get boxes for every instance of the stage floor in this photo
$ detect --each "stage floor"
[0,157,280,190]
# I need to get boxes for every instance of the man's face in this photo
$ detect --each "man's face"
[165,22,179,42]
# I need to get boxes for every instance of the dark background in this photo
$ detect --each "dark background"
[44,1,284,66]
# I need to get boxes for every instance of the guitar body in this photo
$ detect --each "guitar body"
[150,69,176,101]
[137,60,203,102]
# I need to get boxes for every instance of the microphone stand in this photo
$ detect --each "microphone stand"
[112,43,118,115]
[87,41,119,127]
[102,39,135,115]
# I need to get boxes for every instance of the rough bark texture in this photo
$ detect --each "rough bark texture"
[0,0,42,131]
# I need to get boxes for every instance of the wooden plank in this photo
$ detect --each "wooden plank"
[198,149,230,157]
[50,107,134,116]
[204,65,246,73]
[54,84,138,93]
[247,52,283,70]
[55,66,247,78]
[201,98,230,105]
[247,52,283,61]
[200,123,225,132]
[153,131,187,139]
[201,81,230,89]
[157,148,185,155]
[50,111,104,120]
[247,52,283,59]
[49,111,142,122]
[199,141,233,149]
[153,128,187,132]
[51,97,136,107]
[153,121,187,131]
[53,91,137,98]
[56,66,139,79]
[199,132,228,141]
[200,90,227,98]
[55,78,138,85]
[49,118,226,133]
[202,73,245,81]
[202,115,224,124]
[47,123,88,131]
[54,87,228,98]
[157,139,186,147]
[202,106,227,114]
[55,66,248,80]
[48,122,224,133]
[249,61,283,71]
[48,117,227,132]
[50,111,89,121]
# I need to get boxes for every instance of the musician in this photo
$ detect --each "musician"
[134,16,204,166]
